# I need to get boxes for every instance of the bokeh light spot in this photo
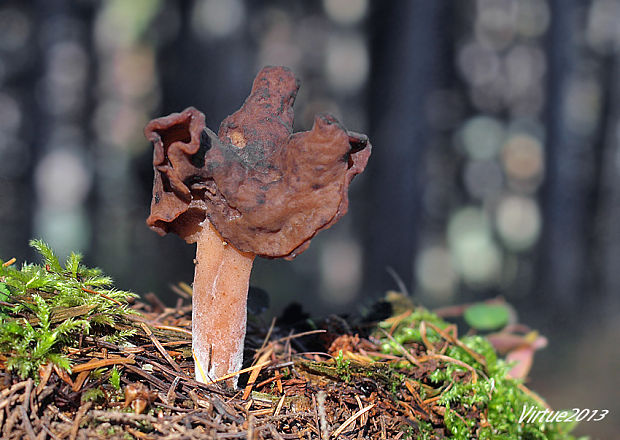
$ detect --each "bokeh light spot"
[448,207,502,287]
[323,0,368,25]
[495,195,541,251]
[192,0,245,39]
[460,116,505,160]
[325,34,368,93]
[415,245,457,299]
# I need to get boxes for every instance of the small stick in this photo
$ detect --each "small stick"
[379,329,421,367]
[81,287,122,305]
[19,407,36,440]
[20,379,35,440]
[273,394,286,416]
[517,383,551,409]
[254,373,284,389]
[150,324,192,337]
[419,354,479,384]
[167,376,181,405]
[257,317,277,355]
[275,368,283,394]
[204,360,271,386]
[72,357,135,373]
[423,321,487,367]
[380,415,387,439]
[69,401,91,440]
[354,395,366,424]
[169,283,190,299]
[317,391,329,440]
[2,257,16,267]
[271,329,326,344]
[242,347,273,399]
[140,323,183,373]
[72,371,90,392]
[420,321,436,352]
[247,415,255,440]
[178,282,193,297]
[331,404,375,438]
[422,382,453,405]
[267,424,285,440]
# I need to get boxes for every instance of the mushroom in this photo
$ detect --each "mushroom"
[145,66,371,386]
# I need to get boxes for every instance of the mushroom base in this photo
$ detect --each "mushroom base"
[192,220,255,387]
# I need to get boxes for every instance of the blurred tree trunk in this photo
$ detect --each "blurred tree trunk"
[364,1,452,296]
[540,0,589,310]
[594,52,620,313]
[157,0,253,125]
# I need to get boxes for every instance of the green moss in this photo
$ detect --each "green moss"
[376,307,584,440]
[109,366,122,391]
[0,240,138,379]
[334,350,352,382]
[82,387,106,403]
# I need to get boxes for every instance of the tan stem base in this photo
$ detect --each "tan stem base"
[192,221,255,387]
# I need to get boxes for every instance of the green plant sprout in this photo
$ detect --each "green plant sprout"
[109,366,122,391]
[376,308,585,440]
[0,240,138,379]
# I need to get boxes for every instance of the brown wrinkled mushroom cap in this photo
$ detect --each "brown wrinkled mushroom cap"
[146,66,371,259]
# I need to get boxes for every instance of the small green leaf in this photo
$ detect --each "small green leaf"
[464,303,510,331]
[0,283,9,301]
[109,367,121,390]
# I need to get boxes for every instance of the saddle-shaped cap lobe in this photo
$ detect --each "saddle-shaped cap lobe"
[146,66,371,259]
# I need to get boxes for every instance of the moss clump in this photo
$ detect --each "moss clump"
[0,240,138,379]
[376,307,583,440]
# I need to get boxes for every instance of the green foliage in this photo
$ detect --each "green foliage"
[334,350,352,383]
[82,387,106,403]
[464,303,510,330]
[0,240,138,379]
[377,308,582,440]
[109,367,122,391]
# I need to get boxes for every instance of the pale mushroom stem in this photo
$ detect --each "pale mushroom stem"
[192,220,255,386]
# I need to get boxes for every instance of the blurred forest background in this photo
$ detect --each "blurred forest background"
[0,0,618,436]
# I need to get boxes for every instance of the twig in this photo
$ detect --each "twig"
[423,321,487,368]
[20,379,35,440]
[273,395,286,416]
[169,283,191,299]
[140,323,183,373]
[386,266,410,296]
[331,404,374,438]
[243,347,273,400]
[419,354,479,383]
[204,361,271,386]
[36,364,54,395]
[19,407,36,440]
[69,401,92,440]
[518,383,551,409]
[317,391,329,440]
[81,287,122,305]
[150,324,192,337]
[420,321,436,352]
[257,317,277,355]
[72,357,135,373]
[379,328,421,367]
[167,376,181,405]
[2,257,16,267]
[254,373,284,389]
[272,330,327,344]
[267,424,285,440]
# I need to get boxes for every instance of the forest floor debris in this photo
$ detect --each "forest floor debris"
[0,243,583,439]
